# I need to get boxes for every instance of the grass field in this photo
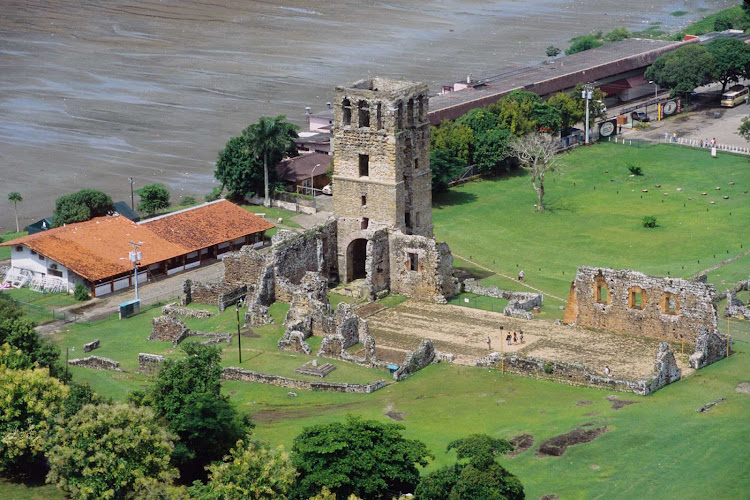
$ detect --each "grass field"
[4,143,750,498]
[434,143,750,302]
[0,230,26,260]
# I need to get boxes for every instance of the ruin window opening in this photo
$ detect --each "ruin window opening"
[358,100,370,128]
[407,252,419,272]
[342,98,351,126]
[628,287,646,310]
[414,159,418,171]
[594,277,610,304]
[361,218,369,230]
[347,238,368,281]
[404,211,412,229]
[358,154,369,177]
[361,195,367,206]
[661,293,679,315]
[376,103,383,130]
[407,98,414,126]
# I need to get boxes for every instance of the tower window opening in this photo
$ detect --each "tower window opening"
[358,154,370,177]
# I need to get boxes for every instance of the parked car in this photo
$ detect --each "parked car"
[322,184,332,195]
[630,111,650,122]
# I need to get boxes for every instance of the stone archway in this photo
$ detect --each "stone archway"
[346,238,368,282]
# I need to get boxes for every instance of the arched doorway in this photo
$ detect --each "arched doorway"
[347,238,368,282]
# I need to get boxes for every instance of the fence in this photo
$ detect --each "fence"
[450,293,509,314]
[605,135,750,155]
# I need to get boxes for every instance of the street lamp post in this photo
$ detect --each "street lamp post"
[128,241,143,303]
[236,299,244,363]
[310,163,320,197]
[582,84,593,145]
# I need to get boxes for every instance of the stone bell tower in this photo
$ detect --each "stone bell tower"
[332,77,433,285]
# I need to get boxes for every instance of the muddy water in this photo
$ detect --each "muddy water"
[0,0,734,229]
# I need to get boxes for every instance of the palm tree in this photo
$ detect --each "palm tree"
[8,192,22,232]
[243,115,299,207]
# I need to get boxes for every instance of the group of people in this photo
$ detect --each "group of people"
[486,330,524,351]
[700,138,718,148]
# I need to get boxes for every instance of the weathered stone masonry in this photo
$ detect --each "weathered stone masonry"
[564,266,719,343]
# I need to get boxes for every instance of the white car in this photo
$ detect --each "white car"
[322,184,332,195]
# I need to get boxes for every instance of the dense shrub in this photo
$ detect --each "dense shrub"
[73,283,90,301]
[642,216,658,228]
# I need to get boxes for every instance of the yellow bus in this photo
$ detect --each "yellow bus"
[720,85,748,107]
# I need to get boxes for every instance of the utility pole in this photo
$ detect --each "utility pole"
[129,177,135,210]
[236,299,244,363]
[128,241,143,302]
[582,84,594,146]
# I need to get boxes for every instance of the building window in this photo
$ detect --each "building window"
[342,98,351,126]
[661,293,679,315]
[38,254,45,261]
[358,154,369,177]
[628,287,646,310]
[407,98,414,126]
[361,195,367,206]
[361,218,369,230]
[358,100,370,128]
[15,246,22,252]
[594,274,610,304]
[30,249,37,255]
[404,211,411,229]
[407,252,419,272]
[376,103,383,130]
[48,269,63,278]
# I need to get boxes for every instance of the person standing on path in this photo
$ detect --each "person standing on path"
[487,336,492,351]
[519,330,524,344]
[513,332,518,344]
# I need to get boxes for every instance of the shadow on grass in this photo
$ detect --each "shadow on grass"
[537,195,578,214]
[1,467,49,488]
[433,189,478,208]
[453,264,496,281]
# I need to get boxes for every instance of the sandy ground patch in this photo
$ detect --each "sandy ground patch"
[367,301,694,380]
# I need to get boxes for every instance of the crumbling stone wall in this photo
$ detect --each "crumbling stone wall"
[149,316,189,347]
[393,339,435,381]
[725,291,750,320]
[83,339,100,353]
[388,233,458,303]
[689,328,731,369]
[218,285,247,312]
[68,356,121,371]
[318,334,382,368]
[463,279,543,307]
[138,353,164,375]
[189,281,225,305]
[564,266,719,342]
[223,246,269,288]
[284,272,334,335]
[163,303,214,319]
[476,342,681,395]
[222,367,386,393]
[278,330,312,354]
[245,262,275,327]
[189,331,232,344]
[273,220,338,301]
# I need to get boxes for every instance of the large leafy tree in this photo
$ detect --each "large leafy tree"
[0,294,64,379]
[430,149,465,192]
[508,132,560,211]
[0,364,68,472]
[290,415,432,500]
[137,183,171,215]
[46,403,178,498]
[431,121,473,166]
[489,90,561,136]
[52,189,114,227]
[151,342,252,482]
[455,109,513,174]
[416,434,524,500]
[214,135,265,200]
[645,44,716,97]
[8,192,22,233]
[188,440,295,500]
[706,37,750,93]
[548,84,607,136]
[243,115,299,207]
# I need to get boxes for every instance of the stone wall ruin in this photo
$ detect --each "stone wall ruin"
[138,353,165,374]
[68,356,122,371]
[563,266,719,343]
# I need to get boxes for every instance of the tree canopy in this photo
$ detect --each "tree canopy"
[548,84,607,136]
[151,342,252,482]
[430,149,465,193]
[0,364,68,472]
[566,34,603,55]
[137,183,171,215]
[290,415,432,500]
[52,189,113,227]
[46,403,177,499]
[188,440,295,500]
[214,135,266,200]
[508,131,560,211]
[243,115,299,206]
[706,37,750,93]
[415,434,524,500]
[8,192,22,233]
[644,44,716,97]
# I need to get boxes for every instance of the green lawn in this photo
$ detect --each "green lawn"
[2,289,79,324]
[434,143,750,302]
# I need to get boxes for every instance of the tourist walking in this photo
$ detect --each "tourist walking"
[513,332,518,344]
[519,330,524,344]
[604,365,611,376]
[506,333,512,346]
[518,270,524,281]
[487,336,492,351]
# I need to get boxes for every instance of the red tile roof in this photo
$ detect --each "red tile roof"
[140,200,274,253]
[1,200,274,282]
